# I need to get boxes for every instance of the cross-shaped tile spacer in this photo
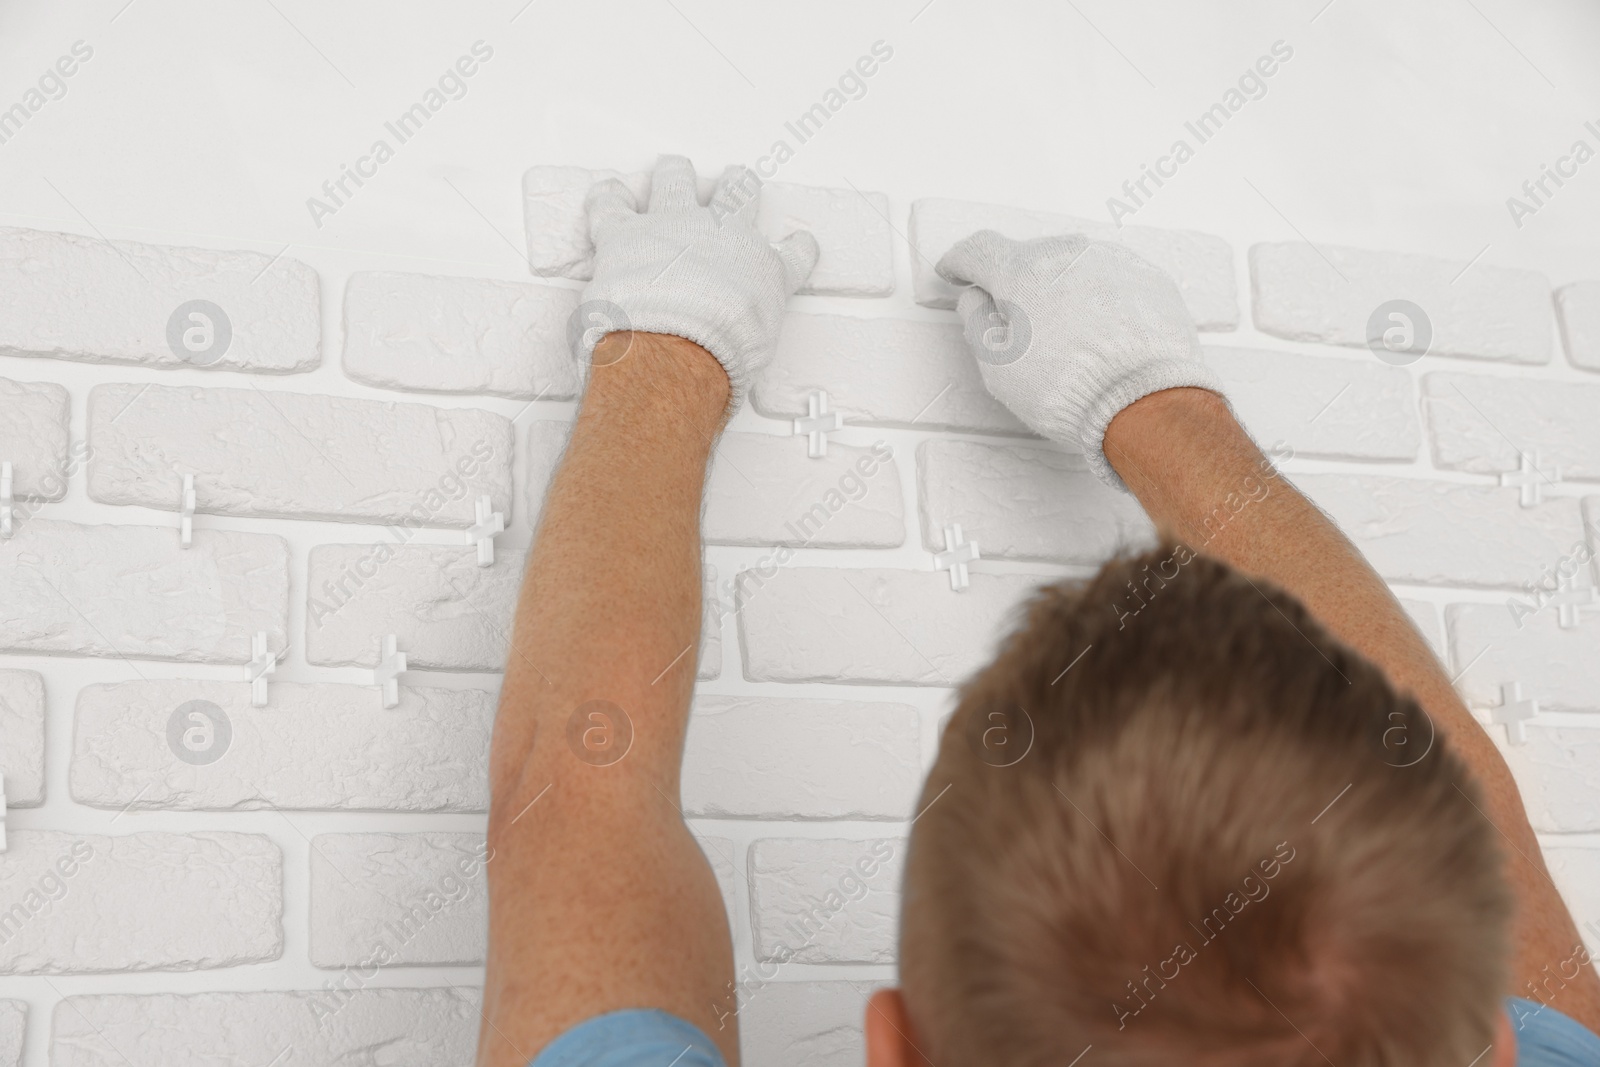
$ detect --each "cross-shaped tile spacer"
[467,495,506,567]
[374,634,407,709]
[1499,450,1560,508]
[934,523,980,591]
[793,391,843,458]
[1491,681,1537,745]
[1548,574,1597,630]
[245,631,278,707]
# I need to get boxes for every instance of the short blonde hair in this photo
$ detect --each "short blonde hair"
[900,545,1511,1066]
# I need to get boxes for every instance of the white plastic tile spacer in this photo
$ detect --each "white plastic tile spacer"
[793,391,842,458]
[0,771,7,852]
[374,634,407,709]
[0,461,12,539]
[1549,574,1596,630]
[933,523,980,591]
[467,495,505,567]
[1491,681,1537,745]
[1499,450,1559,508]
[244,631,278,707]
[180,473,196,548]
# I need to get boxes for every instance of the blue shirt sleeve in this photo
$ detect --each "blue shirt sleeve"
[1509,997,1600,1066]
[528,1009,728,1067]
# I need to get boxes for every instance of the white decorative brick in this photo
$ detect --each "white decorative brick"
[1397,599,1444,659]
[1556,281,1600,372]
[683,696,921,819]
[740,981,883,1067]
[917,439,1151,564]
[0,1001,20,1067]
[706,435,903,548]
[0,831,281,973]
[1487,725,1600,833]
[908,197,1238,328]
[1249,242,1553,364]
[1446,604,1600,715]
[527,420,904,547]
[72,681,492,811]
[50,989,480,1067]
[1203,346,1420,461]
[522,166,893,295]
[749,838,902,964]
[1544,848,1600,956]
[342,271,582,400]
[1296,474,1586,590]
[1422,372,1600,480]
[752,313,1030,435]
[700,565,722,681]
[0,226,319,372]
[307,543,720,678]
[0,670,44,807]
[0,376,71,500]
[310,833,490,966]
[737,567,1041,686]
[0,519,288,663]
[87,383,514,527]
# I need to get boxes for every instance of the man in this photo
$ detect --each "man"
[476,156,1600,1065]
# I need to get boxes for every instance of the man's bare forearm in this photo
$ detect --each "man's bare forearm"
[1104,387,1600,1030]
[479,332,739,1067]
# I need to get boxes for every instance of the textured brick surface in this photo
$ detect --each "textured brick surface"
[88,383,514,526]
[1544,848,1600,954]
[1203,346,1420,460]
[0,519,288,663]
[1422,371,1600,480]
[1296,474,1586,590]
[1250,242,1553,364]
[0,226,319,372]
[1446,604,1600,715]
[909,197,1238,328]
[0,670,44,807]
[1556,281,1600,372]
[737,567,1042,685]
[0,376,71,500]
[0,831,280,974]
[50,989,480,1066]
[523,166,894,295]
[309,833,490,966]
[0,1001,20,1067]
[740,981,884,1067]
[753,312,1030,435]
[307,543,720,678]
[683,696,921,819]
[72,681,492,811]
[1491,725,1600,833]
[748,838,903,963]
[343,270,582,400]
[917,438,1151,564]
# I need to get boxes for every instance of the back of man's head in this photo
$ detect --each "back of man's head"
[900,544,1511,1066]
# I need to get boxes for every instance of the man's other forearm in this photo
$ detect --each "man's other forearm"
[1103,387,1600,1030]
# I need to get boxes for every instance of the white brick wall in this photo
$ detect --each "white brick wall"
[5,157,1599,1063]
[0,1002,21,1067]
[71,681,493,811]
[0,831,280,973]
[0,671,45,808]
[0,227,319,372]
[49,989,480,1066]
[1250,242,1553,364]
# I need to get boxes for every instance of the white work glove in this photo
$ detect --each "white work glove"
[579,155,819,410]
[936,231,1224,490]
